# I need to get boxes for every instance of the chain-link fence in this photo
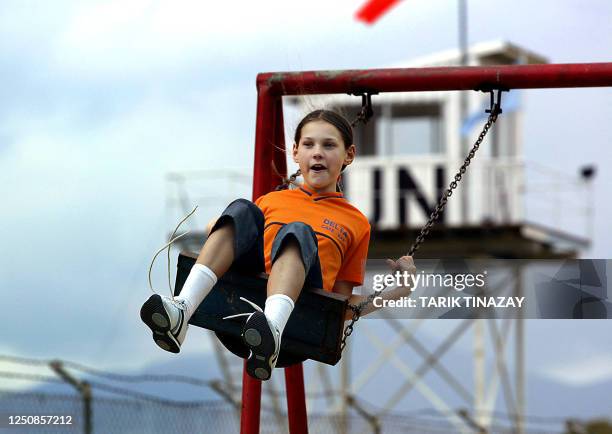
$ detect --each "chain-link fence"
[1,389,578,434]
[0,391,239,434]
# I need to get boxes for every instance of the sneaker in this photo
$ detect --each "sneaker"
[224,297,281,381]
[140,294,189,353]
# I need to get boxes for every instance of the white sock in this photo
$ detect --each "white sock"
[264,294,295,337]
[174,264,218,320]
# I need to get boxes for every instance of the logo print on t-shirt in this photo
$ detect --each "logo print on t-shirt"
[322,218,348,243]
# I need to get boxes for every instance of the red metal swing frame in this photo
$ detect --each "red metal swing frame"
[243,62,612,434]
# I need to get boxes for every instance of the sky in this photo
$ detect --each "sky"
[1,0,611,421]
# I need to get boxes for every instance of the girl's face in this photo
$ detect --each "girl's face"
[292,120,356,194]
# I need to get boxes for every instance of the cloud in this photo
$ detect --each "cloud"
[541,353,612,386]
[0,359,56,393]
[0,75,257,370]
[49,0,367,78]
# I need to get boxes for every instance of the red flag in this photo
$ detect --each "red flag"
[355,0,401,24]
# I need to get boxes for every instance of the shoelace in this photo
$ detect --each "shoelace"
[148,205,198,299]
[170,298,188,311]
[152,296,187,335]
[225,297,281,364]
[223,297,263,320]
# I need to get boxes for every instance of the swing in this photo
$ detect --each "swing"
[175,89,505,366]
[174,251,348,367]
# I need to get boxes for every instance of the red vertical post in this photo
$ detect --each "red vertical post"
[251,78,309,434]
[285,364,309,434]
[245,79,294,434]
[244,83,276,434]
[253,85,286,198]
[253,84,273,198]
[240,360,262,434]
[272,94,287,186]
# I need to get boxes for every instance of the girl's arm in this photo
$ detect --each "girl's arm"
[332,280,365,321]
[335,256,417,321]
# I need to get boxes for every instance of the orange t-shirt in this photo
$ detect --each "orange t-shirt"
[254,184,371,292]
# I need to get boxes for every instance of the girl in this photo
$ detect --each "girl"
[140,109,415,381]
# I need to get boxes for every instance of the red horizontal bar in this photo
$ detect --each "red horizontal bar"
[257,63,612,95]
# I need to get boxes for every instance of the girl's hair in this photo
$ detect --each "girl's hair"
[276,109,353,191]
[293,109,353,149]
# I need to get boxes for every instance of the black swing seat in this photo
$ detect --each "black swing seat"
[174,251,349,367]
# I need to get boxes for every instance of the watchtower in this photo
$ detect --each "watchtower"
[287,41,591,260]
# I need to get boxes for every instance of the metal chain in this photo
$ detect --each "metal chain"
[350,92,376,127]
[351,108,369,128]
[340,105,501,352]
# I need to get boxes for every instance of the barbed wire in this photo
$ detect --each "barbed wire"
[0,371,215,407]
[0,371,65,384]
[348,395,573,426]
[0,354,49,366]
[0,354,342,399]
[0,354,213,387]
